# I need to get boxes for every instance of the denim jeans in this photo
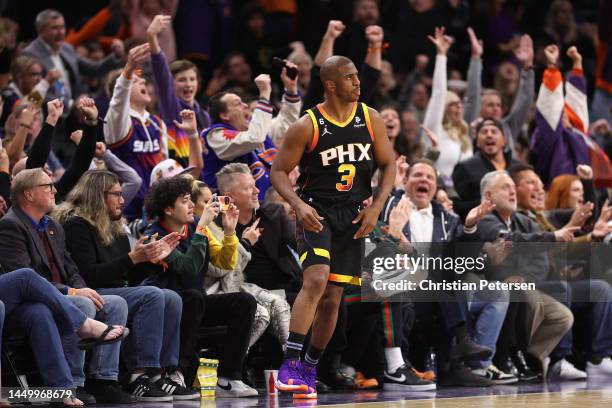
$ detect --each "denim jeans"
[468,289,510,368]
[62,295,128,386]
[539,279,612,359]
[0,268,87,387]
[97,286,182,369]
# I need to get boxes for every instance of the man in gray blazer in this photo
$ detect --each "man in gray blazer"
[23,9,124,108]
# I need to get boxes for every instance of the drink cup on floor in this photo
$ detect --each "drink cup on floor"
[265,370,279,396]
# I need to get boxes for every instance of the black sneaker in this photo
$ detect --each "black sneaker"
[495,353,520,376]
[511,350,539,382]
[383,365,436,391]
[317,367,356,390]
[449,338,493,362]
[85,379,136,404]
[440,362,493,387]
[157,368,200,400]
[124,374,173,402]
[75,386,96,405]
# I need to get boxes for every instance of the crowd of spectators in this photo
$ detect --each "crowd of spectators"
[0,0,611,404]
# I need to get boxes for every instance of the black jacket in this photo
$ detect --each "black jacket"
[452,151,522,221]
[62,215,135,288]
[232,202,302,293]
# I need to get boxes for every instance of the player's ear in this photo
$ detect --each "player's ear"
[325,79,336,93]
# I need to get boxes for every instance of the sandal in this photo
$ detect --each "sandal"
[63,396,83,407]
[49,396,83,408]
[78,325,130,350]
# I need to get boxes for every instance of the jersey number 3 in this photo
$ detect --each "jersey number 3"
[336,164,355,191]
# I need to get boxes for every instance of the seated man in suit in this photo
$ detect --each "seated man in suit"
[0,168,131,404]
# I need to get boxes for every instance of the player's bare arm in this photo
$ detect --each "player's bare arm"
[271,115,324,233]
[352,107,396,239]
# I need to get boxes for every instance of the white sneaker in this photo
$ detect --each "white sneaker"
[547,359,587,380]
[216,379,259,397]
[586,357,612,377]
[542,357,550,379]
[471,365,518,384]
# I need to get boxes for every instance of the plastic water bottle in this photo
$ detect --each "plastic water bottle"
[424,347,438,380]
[54,80,66,102]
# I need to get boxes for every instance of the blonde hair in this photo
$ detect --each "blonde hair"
[443,90,470,152]
[53,170,126,246]
[216,163,251,194]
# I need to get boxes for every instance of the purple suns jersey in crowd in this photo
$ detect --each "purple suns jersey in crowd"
[201,94,302,199]
[150,51,211,168]
[108,114,166,220]
[201,123,277,199]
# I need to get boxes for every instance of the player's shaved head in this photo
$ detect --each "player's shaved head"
[320,55,354,83]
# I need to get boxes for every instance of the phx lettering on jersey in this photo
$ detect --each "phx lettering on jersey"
[320,143,372,166]
[297,102,375,204]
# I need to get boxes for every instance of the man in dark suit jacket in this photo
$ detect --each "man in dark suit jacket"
[0,168,130,404]
[23,9,123,107]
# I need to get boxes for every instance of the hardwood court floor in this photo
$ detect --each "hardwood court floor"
[99,378,612,408]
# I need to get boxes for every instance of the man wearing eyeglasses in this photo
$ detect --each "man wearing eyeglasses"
[0,168,134,405]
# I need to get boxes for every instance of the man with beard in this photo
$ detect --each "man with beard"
[452,118,522,221]
[271,55,396,398]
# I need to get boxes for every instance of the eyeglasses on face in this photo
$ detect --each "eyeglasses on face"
[104,191,123,198]
[35,182,55,192]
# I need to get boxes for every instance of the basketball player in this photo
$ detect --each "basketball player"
[270,55,396,398]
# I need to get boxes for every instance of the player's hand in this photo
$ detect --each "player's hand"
[296,202,324,233]
[352,205,380,239]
